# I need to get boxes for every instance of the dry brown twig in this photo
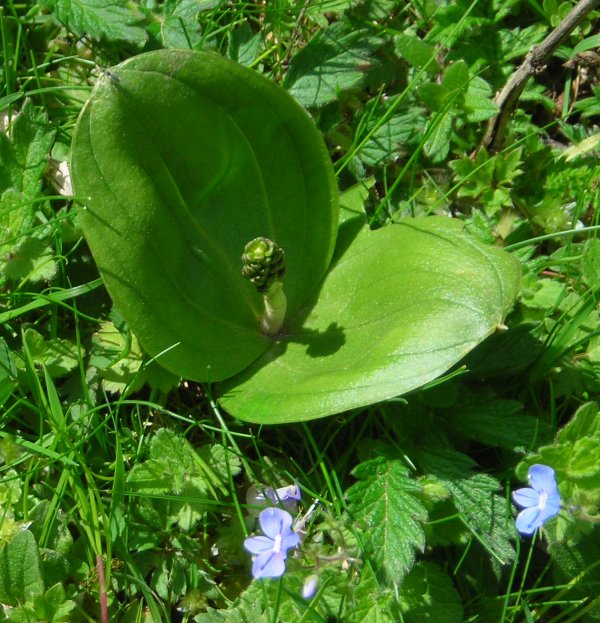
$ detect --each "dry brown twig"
[478,0,600,154]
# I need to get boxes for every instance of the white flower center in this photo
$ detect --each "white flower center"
[273,534,283,554]
[538,492,548,509]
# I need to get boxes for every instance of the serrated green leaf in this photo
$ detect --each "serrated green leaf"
[44,0,147,44]
[556,402,600,445]
[228,22,261,66]
[418,83,449,111]
[161,0,204,49]
[521,278,566,310]
[348,565,394,622]
[463,77,498,122]
[424,113,453,162]
[346,455,427,581]
[399,563,463,623]
[2,238,57,283]
[195,582,271,623]
[447,396,545,451]
[582,238,600,287]
[395,34,440,72]
[0,530,44,606]
[197,444,241,491]
[523,404,600,494]
[419,448,515,565]
[147,429,199,489]
[0,338,17,407]
[359,106,426,167]
[89,320,144,393]
[0,102,55,274]
[128,429,229,530]
[498,24,547,61]
[442,61,469,93]
[0,100,54,200]
[22,329,81,378]
[72,49,338,383]
[284,23,381,107]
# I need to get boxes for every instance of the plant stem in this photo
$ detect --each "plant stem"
[260,280,287,336]
[97,554,108,623]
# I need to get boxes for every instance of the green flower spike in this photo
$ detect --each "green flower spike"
[242,237,287,336]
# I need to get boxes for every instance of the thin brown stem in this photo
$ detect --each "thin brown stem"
[479,0,600,153]
[97,554,109,623]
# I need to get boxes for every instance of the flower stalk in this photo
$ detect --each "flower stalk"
[242,237,287,336]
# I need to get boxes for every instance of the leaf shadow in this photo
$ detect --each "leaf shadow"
[273,213,366,359]
[284,321,346,358]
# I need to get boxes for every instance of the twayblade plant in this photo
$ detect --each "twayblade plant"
[72,49,521,424]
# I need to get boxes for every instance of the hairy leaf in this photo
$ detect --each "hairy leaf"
[359,104,426,167]
[399,563,463,623]
[445,396,545,451]
[0,102,55,274]
[42,0,147,44]
[0,101,54,199]
[22,329,80,379]
[127,429,229,530]
[348,565,395,622]
[346,455,427,581]
[419,448,515,565]
[284,22,381,107]
[521,403,600,495]
[395,34,440,72]
[0,530,44,606]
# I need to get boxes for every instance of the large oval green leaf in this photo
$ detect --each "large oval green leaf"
[72,50,338,381]
[218,217,521,423]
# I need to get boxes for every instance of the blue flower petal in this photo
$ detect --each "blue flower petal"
[274,484,301,502]
[512,487,539,508]
[516,505,543,535]
[252,551,286,578]
[259,507,293,540]
[528,464,557,493]
[244,535,274,555]
[281,530,300,551]
[540,491,561,523]
[245,506,299,579]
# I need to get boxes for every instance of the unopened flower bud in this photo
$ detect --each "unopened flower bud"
[242,237,286,293]
[302,575,319,599]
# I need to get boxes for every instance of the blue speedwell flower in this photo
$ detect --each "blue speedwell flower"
[512,464,561,535]
[244,507,300,579]
[246,483,301,514]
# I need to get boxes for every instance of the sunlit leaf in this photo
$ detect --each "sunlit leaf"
[220,217,521,423]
